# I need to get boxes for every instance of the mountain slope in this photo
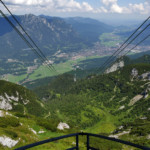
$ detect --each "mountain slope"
[35,63,150,148]
[65,17,114,44]
[0,16,15,36]
[0,14,83,60]
[116,20,150,46]
[0,80,73,150]
[0,80,46,116]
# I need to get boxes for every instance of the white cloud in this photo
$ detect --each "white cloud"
[141,2,150,14]
[1,0,150,16]
[2,0,95,13]
[54,0,81,10]
[102,0,124,13]
[102,0,117,6]
[127,2,150,14]
[82,2,93,12]
[101,0,150,15]
[101,0,123,13]
[4,0,51,6]
[129,3,144,12]
[100,7,108,13]
[110,3,122,13]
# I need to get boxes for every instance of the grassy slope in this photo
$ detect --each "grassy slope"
[85,106,117,134]
[0,111,77,150]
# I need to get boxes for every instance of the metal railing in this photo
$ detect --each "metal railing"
[15,132,150,150]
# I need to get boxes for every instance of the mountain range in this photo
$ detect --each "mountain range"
[0,14,113,61]
[65,17,114,43]
[0,14,79,60]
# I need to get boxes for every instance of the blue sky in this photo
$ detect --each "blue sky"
[76,0,144,6]
[0,0,149,25]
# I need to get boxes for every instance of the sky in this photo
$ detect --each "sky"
[0,0,149,25]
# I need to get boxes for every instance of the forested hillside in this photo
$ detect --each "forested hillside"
[0,80,49,117]
[33,63,150,149]
[0,80,62,150]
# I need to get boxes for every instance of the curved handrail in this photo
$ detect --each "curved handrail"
[15,133,78,150]
[15,132,150,150]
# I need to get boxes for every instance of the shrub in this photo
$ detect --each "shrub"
[14,112,32,118]
[37,118,57,132]
[4,130,18,138]
[14,112,26,118]
[17,126,32,134]
[26,100,46,117]
[13,104,24,113]
[0,116,20,128]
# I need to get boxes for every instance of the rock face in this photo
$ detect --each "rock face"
[131,68,150,80]
[0,92,29,111]
[0,136,19,148]
[131,68,138,77]
[0,80,46,117]
[128,95,143,106]
[105,61,124,74]
[57,122,70,130]
[0,92,19,110]
[109,130,130,139]
[139,72,150,80]
[0,96,12,110]
[119,105,125,110]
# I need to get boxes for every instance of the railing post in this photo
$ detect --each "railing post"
[76,135,79,150]
[87,134,89,150]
